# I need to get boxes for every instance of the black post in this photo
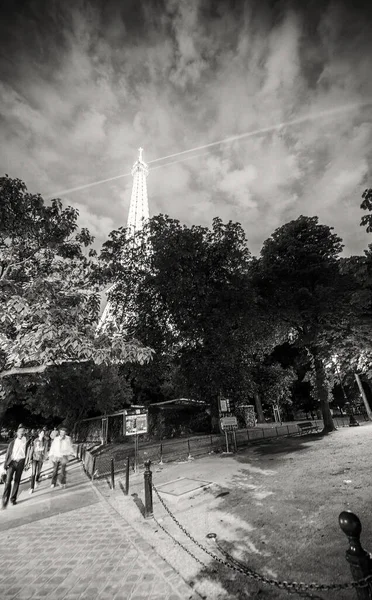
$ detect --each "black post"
[339,511,372,599]
[110,458,115,489]
[144,460,153,519]
[124,456,130,495]
[91,456,96,482]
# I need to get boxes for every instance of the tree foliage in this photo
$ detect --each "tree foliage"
[98,215,291,429]
[252,215,355,432]
[0,176,153,420]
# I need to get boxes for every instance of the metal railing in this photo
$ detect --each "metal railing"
[78,414,369,479]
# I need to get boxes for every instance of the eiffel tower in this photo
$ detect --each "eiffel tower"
[97,148,149,333]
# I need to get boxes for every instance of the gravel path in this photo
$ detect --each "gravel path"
[99,423,372,599]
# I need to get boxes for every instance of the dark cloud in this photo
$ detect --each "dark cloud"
[0,0,371,254]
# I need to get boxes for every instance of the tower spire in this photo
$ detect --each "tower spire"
[97,147,150,334]
[126,147,149,240]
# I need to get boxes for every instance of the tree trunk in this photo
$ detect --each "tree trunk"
[254,392,265,424]
[312,352,336,433]
[355,373,372,421]
[210,396,220,433]
[0,381,10,431]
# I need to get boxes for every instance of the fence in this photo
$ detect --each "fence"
[107,415,369,469]
[78,415,369,481]
[77,442,131,481]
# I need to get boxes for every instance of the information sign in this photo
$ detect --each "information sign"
[220,416,238,431]
[124,410,148,436]
[219,396,231,414]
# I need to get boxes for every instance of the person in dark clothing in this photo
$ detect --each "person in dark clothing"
[27,429,48,494]
[2,424,31,509]
[29,428,38,441]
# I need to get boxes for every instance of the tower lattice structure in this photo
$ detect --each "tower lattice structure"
[97,148,149,334]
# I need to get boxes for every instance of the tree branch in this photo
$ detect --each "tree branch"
[0,359,91,379]
[0,248,43,282]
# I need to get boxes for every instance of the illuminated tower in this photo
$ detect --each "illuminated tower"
[127,147,149,240]
[97,148,149,333]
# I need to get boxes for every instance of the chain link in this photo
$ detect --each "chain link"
[153,484,372,594]
[153,515,211,570]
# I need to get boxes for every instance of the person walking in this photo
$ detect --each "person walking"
[43,427,50,456]
[28,429,49,494]
[49,427,58,451]
[49,426,75,489]
[50,427,58,441]
[2,424,31,509]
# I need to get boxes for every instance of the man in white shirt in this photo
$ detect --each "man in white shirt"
[2,424,31,509]
[49,426,75,489]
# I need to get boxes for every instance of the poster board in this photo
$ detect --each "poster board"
[123,409,148,436]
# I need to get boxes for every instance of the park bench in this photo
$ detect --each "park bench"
[297,421,319,435]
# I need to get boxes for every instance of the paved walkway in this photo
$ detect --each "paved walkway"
[0,461,198,600]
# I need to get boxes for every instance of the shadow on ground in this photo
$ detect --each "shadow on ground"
[239,433,325,459]
[132,492,145,517]
[187,431,355,600]
[191,543,327,600]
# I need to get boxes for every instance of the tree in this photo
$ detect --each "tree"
[23,363,133,428]
[360,188,372,234]
[250,361,296,421]
[99,215,265,429]
[253,215,353,433]
[0,176,153,422]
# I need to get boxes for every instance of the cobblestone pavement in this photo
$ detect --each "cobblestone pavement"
[0,466,198,600]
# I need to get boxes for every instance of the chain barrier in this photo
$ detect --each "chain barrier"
[153,484,372,594]
[153,515,211,570]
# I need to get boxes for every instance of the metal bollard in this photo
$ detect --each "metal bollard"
[91,456,96,482]
[144,460,153,519]
[124,456,130,495]
[187,439,192,460]
[110,458,115,489]
[339,511,372,599]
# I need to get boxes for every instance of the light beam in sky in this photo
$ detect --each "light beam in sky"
[47,101,371,198]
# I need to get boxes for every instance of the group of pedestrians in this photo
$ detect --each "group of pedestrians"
[1,423,75,510]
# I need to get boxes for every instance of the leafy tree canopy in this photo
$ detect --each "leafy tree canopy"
[253,215,355,432]
[0,176,153,418]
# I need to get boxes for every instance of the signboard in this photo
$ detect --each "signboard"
[219,398,230,413]
[220,416,238,431]
[123,409,148,436]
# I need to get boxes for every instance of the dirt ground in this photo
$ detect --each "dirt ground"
[102,422,372,600]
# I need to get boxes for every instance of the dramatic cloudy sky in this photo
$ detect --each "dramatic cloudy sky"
[1,0,371,255]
